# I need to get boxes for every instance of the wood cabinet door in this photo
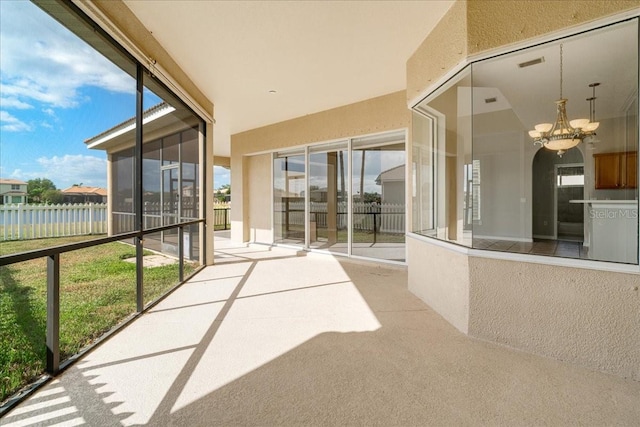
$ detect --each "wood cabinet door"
[625,152,637,189]
[594,153,621,189]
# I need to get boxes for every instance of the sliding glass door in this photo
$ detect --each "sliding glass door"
[274,151,306,245]
[272,130,406,262]
[352,132,406,261]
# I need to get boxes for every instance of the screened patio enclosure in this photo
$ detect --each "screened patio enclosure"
[86,100,205,260]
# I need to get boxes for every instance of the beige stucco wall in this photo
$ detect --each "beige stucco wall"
[406,0,467,104]
[407,236,470,334]
[407,0,639,106]
[468,256,640,381]
[230,91,410,242]
[247,154,273,244]
[467,0,640,56]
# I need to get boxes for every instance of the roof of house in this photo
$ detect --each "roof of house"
[375,164,405,184]
[0,178,28,185]
[84,101,174,149]
[62,186,107,196]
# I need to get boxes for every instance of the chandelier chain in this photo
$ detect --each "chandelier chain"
[559,43,563,99]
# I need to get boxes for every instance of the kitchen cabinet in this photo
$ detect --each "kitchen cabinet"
[626,151,637,189]
[594,151,637,189]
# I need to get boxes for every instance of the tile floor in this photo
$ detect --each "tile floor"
[473,238,589,259]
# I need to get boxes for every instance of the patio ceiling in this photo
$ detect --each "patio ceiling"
[122,1,454,157]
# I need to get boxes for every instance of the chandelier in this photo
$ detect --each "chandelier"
[528,44,599,157]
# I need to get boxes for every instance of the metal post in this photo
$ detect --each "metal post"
[135,64,144,312]
[136,236,144,312]
[179,226,184,282]
[373,212,377,244]
[46,254,60,374]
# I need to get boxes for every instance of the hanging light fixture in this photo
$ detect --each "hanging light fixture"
[528,44,599,157]
[584,82,600,148]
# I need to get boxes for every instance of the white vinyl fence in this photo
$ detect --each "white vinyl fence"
[0,203,108,241]
[274,201,405,234]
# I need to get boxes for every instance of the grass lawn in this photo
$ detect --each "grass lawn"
[0,236,196,403]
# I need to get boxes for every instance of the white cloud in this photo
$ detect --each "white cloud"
[0,110,32,132]
[0,1,134,110]
[8,168,41,182]
[25,154,108,189]
[42,108,56,117]
[0,97,33,109]
[214,166,231,188]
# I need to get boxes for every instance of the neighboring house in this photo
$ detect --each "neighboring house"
[375,165,405,206]
[0,178,28,205]
[61,185,108,204]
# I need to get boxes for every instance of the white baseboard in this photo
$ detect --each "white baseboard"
[533,234,555,240]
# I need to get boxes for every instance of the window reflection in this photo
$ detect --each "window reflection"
[274,153,306,245]
[308,143,348,254]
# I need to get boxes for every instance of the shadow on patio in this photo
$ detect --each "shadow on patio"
[2,232,639,426]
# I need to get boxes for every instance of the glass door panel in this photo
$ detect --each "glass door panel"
[352,132,406,261]
[274,152,306,245]
[308,143,348,254]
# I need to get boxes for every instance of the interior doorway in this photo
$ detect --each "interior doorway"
[555,164,584,241]
[532,147,584,241]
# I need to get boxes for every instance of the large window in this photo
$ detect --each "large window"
[412,19,639,264]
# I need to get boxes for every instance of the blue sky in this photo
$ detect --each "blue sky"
[0,1,229,191]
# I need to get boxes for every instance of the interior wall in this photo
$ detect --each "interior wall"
[231,91,410,242]
[473,131,531,241]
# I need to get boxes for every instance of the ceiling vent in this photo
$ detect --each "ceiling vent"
[518,57,545,68]
[484,97,497,104]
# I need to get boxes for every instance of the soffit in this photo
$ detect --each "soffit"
[122,0,454,157]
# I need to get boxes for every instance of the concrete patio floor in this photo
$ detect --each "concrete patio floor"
[2,233,639,426]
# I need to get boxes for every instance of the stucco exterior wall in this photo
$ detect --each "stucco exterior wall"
[407,236,470,334]
[231,91,410,242]
[467,0,640,56]
[468,256,640,381]
[247,153,273,244]
[406,0,467,105]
